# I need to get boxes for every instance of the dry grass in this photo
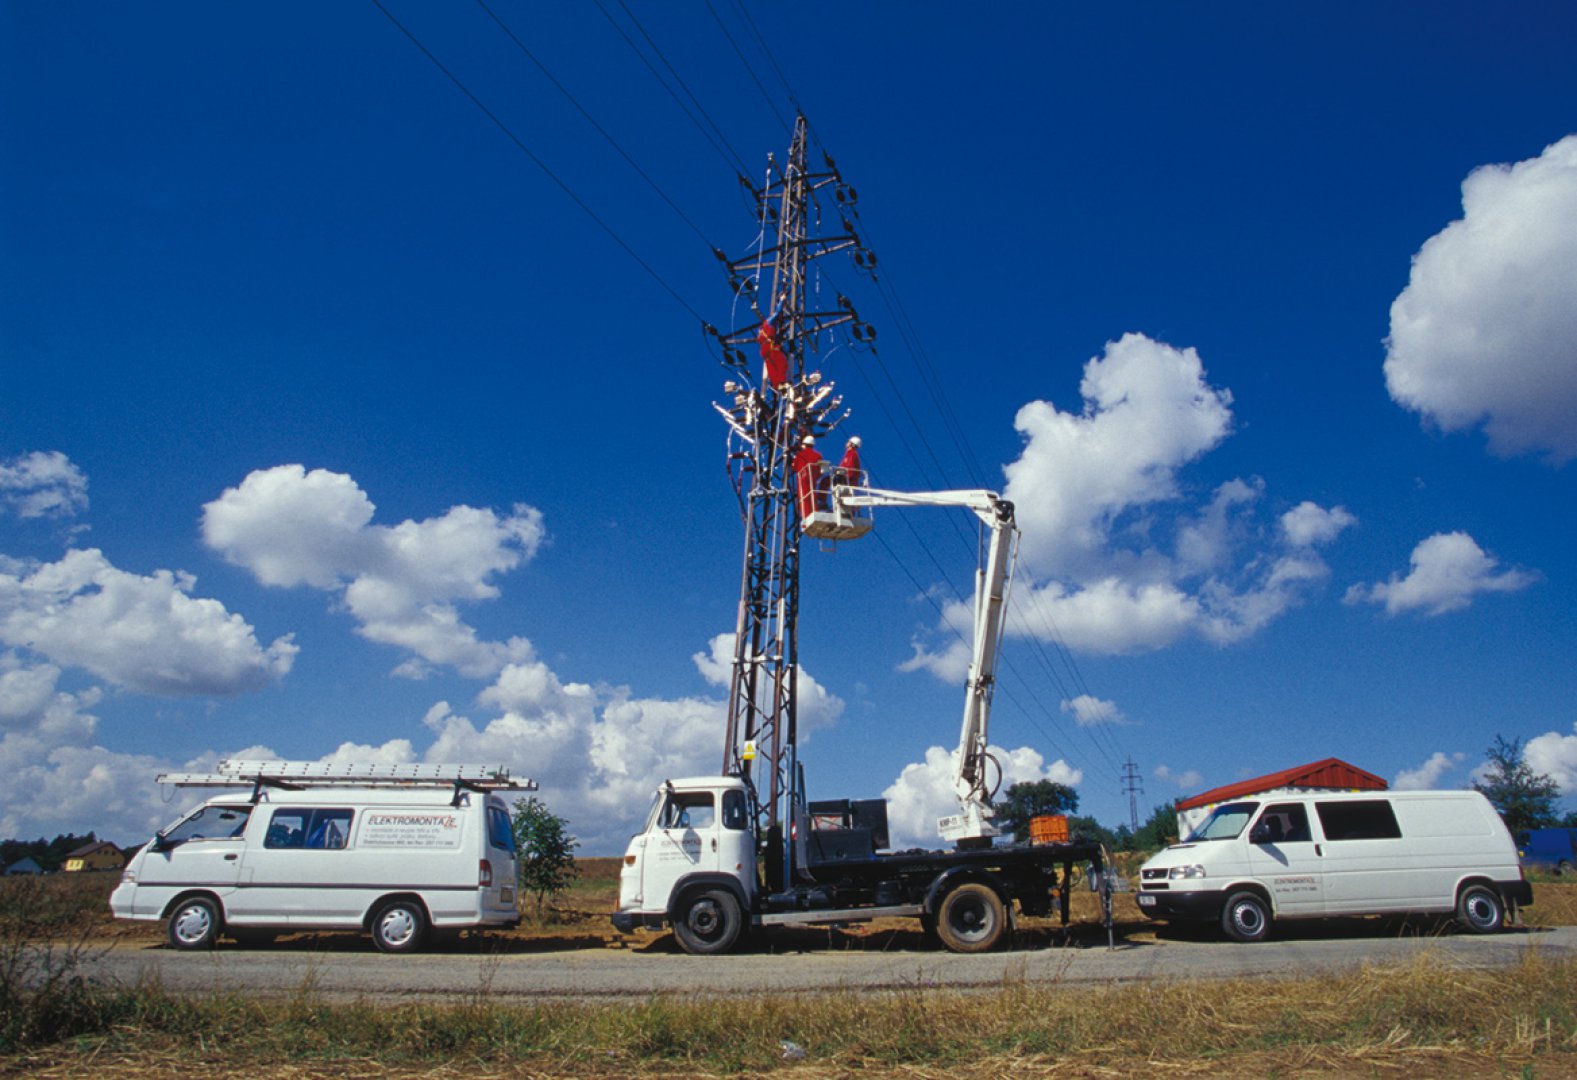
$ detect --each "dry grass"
[9,859,1577,1075]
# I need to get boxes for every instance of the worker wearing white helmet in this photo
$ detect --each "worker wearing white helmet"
[839,435,863,487]
[791,435,825,520]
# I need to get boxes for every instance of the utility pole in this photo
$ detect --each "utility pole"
[1121,759,1143,833]
[708,115,874,850]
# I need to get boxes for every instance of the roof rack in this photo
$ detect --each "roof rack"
[157,760,536,804]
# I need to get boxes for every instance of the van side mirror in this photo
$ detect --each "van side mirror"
[1248,822,1271,845]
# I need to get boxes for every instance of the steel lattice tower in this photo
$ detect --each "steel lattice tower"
[709,115,875,842]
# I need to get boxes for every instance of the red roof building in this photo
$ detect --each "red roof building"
[1175,758,1388,838]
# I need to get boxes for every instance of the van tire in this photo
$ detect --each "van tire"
[371,900,429,953]
[1457,884,1505,933]
[673,888,743,955]
[167,895,221,950]
[1221,891,1271,943]
[935,882,1007,953]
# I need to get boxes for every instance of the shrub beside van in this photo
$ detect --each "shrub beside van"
[1136,790,1532,942]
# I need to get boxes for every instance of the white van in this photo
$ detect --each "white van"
[110,761,532,953]
[1136,789,1532,941]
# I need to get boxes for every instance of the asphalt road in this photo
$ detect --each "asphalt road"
[78,925,1577,1002]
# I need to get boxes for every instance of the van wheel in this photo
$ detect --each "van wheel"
[673,888,743,955]
[935,883,1007,953]
[372,900,429,953]
[1457,884,1505,933]
[1221,891,1271,943]
[167,895,221,950]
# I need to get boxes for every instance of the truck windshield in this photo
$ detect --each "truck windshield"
[1186,801,1259,841]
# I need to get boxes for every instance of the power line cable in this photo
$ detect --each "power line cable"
[369,0,710,325]
[610,0,758,177]
[474,0,719,251]
[703,0,793,135]
[587,0,752,180]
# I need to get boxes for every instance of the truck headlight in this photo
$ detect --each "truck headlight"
[1168,864,1206,880]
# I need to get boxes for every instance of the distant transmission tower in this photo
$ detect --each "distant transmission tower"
[1121,759,1144,832]
[709,115,875,852]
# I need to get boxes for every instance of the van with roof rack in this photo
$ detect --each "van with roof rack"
[110,760,534,953]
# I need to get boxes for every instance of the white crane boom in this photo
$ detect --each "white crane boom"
[830,484,1019,844]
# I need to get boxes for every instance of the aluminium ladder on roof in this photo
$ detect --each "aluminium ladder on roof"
[156,759,537,794]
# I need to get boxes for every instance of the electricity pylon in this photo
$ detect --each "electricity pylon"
[708,114,875,849]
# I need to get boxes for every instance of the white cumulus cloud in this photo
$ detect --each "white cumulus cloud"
[1525,724,1577,795]
[0,451,88,520]
[1393,751,1466,791]
[0,548,296,696]
[896,334,1357,661]
[882,744,1082,850]
[1061,695,1125,727]
[1154,763,1203,789]
[1344,531,1536,616]
[203,465,544,678]
[1385,135,1577,464]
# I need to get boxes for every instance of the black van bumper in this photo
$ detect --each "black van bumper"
[1134,888,1226,921]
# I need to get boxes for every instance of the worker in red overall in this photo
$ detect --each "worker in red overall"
[758,319,788,389]
[837,436,862,487]
[791,435,824,519]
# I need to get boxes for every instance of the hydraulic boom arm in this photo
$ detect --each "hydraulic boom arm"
[832,485,1019,844]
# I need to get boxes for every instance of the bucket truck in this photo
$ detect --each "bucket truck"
[612,483,1106,954]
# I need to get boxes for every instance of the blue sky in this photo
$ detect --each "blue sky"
[3,3,1575,852]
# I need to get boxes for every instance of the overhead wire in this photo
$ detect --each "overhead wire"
[702,0,793,136]
[369,0,711,325]
[473,0,720,252]
[587,0,753,180]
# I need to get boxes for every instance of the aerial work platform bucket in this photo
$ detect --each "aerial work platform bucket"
[802,504,872,540]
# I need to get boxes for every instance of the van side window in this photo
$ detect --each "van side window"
[1251,803,1312,844]
[265,809,354,850]
[1315,800,1402,841]
[659,792,715,830]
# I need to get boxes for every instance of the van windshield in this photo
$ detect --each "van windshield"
[162,804,252,844]
[1186,801,1259,841]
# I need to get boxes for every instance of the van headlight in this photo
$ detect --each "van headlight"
[1168,864,1206,880]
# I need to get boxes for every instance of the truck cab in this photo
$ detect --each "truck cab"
[614,777,756,953]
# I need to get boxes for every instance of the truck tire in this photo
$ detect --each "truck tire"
[1456,884,1505,933]
[167,895,221,951]
[1221,891,1271,942]
[673,888,743,955]
[371,899,429,953]
[934,882,1006,953]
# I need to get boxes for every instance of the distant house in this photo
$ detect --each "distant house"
[3,856,45,876]
[62,840,125,873]
[1175,758,1389,838]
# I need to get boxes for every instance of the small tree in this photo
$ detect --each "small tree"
[1473,734,1561,834]
[510,798,580,918]
[1130,800,1179,853]
[994,780,1080,842]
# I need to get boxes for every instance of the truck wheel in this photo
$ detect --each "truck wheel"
[372,900,429,953]
[935,883,1006,953]
[673,888,743,955]
[1221,891,1271,942]
[1457,884,1505,933]
[167,895,221,950]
